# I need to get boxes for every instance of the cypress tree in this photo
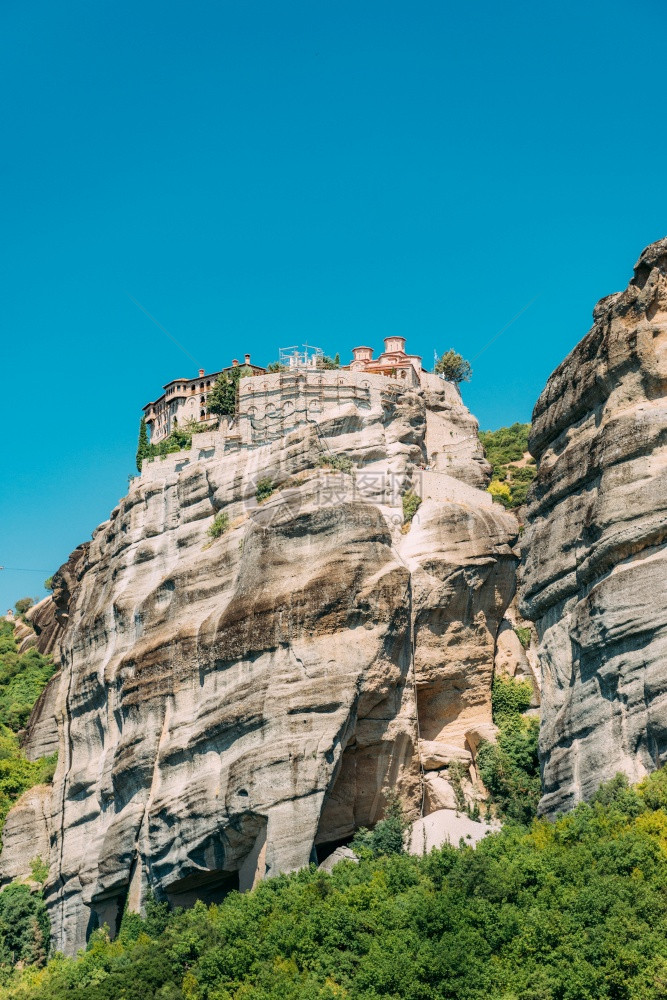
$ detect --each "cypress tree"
[136,418,150,472]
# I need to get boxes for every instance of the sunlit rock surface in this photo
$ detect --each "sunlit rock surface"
[2,377,518,954]
[521,237,667,817]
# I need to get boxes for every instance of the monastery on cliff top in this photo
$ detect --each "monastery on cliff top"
[144,337,427,445]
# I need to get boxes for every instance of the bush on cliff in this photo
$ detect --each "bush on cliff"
[7,770,667,998]
[401,489,422,523]
[255,477,275,502]
[476,675,540,824]
[207,512,229,539]
[351,792,410,857]
[0,620,58,842]
[135,418,212,470]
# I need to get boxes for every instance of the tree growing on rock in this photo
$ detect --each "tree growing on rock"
[135,418,150,472]
[434,349,472,383]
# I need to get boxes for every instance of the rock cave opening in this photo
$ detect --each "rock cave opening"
[88,888,129,942]
[314,835,355,865]
[164,869,240,909]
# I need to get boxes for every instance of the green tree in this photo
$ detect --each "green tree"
[207,366,252,416]
[476,675,539,823]
[135,418,150,472]
[14,598,33,616]
[317,353,341,370]
[0,883,50,967]
[9,772,667,997]
[434,349,472,383]
[351,791,409,857]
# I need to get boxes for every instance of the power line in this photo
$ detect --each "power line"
[125,293,199,367]
[470,295,541,362]
[0,567,52,573]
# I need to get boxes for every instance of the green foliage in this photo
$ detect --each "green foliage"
[139,419,212,467]
[207,365,253,416]
[491,675,533,722]
[13,599,33,617]
[267,361,287,372]
[477,675,539,824]
[317,453,353,473]
[402,490,422,523]
[488,479,512,506]
[0,648,57,733]
[351,792,409,857]
[478,717,541,825]
[434,348,472,383]
[0,883,50,969]
[479,422,536,509]
[135,417,150,472]
[29,857,49,885]
[317,353,341,369]
[11,771,667,998]
[43,578,54,593]
[514,625,532,649]
[447,761,468,812]
[207,511,229,539]
[0,621,58,845]
[207,370,238,416]
[479,422,531,470]
[255,477,275,502]
[637,767,667,812]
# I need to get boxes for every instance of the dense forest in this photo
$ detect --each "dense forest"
[4,770,667,999]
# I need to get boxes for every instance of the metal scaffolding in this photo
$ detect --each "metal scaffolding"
[278,343,324,370]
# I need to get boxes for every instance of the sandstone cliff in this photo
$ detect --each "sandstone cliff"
[2,376,519,955]
[521,237,667,816]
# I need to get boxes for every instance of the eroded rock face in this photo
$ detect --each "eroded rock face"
[18,546,88,761]
[0,785,51,885]
[2,378,518,955]
[17,545,88,657]
[521,237,667,817]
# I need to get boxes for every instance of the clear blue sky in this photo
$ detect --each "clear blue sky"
[1,0,666,610]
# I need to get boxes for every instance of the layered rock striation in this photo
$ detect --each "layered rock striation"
[521,237,667,817]
[3,375,519,954]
